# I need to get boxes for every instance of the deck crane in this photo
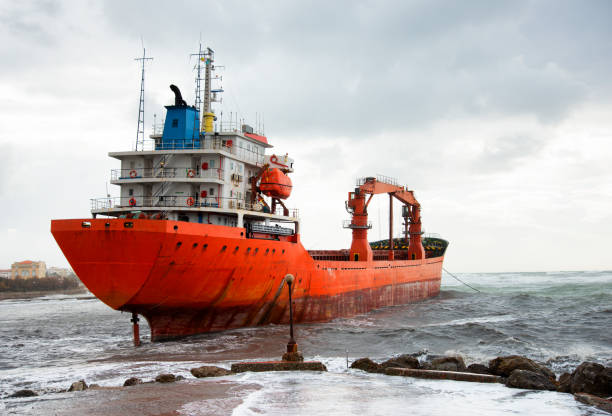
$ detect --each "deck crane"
[345,176,425,262]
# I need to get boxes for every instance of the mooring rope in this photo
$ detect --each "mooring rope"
[443,267,481,293]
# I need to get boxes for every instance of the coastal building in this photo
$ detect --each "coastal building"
[11,260,47,279]
[0,269,10,279]
[47,266,75,278]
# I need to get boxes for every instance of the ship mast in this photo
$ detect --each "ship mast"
[191,43,205,139]
[203,47,213,116]
[134,48,153,151]
[196,47,223,133]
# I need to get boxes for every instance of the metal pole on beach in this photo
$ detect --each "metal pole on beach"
[285,274,297,353]
[131,313,141,347]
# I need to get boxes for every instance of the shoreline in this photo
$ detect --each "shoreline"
[0,287,89,301]
[4,356,610,416]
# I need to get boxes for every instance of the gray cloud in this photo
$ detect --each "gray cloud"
[85,0,611,138]
[0,0,608,137]
[472,134,545,173]
[0,0,60,43]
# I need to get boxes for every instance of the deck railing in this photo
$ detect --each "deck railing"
[111,167,224,181]
[342,220,373,229]
[356,174,401,188]
[135,137,265,165]
[90,196,299,218]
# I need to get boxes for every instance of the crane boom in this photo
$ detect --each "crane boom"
[346,176,425,261]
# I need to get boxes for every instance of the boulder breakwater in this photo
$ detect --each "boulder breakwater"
[350,353,611,412]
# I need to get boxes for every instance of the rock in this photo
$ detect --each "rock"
[231,361,327,373]
[155,373,177,383]
[380,354,420,370]
[282,351,304,362]
[419,355,445,370]
[430,356,466,372]
[467,363,491,375]
[386,367,503,383]
[176,375,185,381]
[489,355,555,381]
[9,389,38,398]
[123,377,143,386]
[570,362,612,397]
[88,384,100,389]
[350,358,382,373]
[67,380,88,392]
[574,393,612,414]
[558,372,571,393]
[506,369,557,391]
[190,366,233,378]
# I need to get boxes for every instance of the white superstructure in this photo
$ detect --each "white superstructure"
[90,48,297,233]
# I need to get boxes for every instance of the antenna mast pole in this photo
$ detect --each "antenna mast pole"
[191,42,205,138]
[135,48,153,151]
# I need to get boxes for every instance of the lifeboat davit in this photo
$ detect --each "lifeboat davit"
[260,168,292,199]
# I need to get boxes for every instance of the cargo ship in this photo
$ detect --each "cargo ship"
[51,47,448,341]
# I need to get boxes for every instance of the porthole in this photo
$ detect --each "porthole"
[192,243,198,248]
[176,242,182,248]
[221,245,227,252]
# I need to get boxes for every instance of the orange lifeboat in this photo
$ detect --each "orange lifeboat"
[260,168,292,199]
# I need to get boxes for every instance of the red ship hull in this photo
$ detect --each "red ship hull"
[51,218,443,341]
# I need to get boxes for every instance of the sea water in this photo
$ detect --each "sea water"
[1,271,610,415]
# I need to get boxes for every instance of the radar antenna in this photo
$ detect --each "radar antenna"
[135,48,153,151]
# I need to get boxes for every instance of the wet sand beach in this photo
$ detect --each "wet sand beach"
[7,379,259,416]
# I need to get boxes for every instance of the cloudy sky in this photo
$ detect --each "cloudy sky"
[1,0,611,272]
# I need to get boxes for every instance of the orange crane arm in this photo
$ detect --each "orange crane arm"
[358,178,420,207]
